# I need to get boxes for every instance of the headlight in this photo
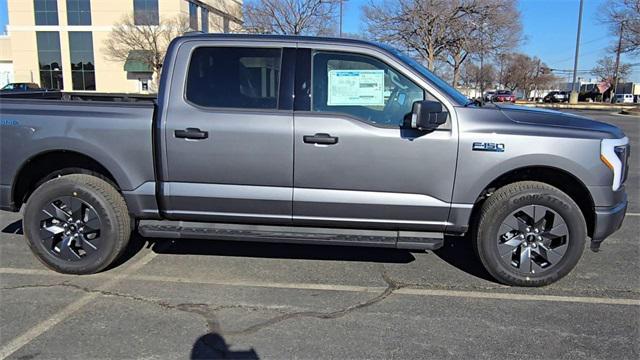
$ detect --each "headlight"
[601,137,630,191]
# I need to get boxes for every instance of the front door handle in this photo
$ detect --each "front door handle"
[175,127,208,140]
[303,133,338,145]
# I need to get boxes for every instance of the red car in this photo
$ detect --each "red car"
[493,90,516,103]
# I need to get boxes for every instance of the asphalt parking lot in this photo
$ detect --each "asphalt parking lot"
[0,109,638,359]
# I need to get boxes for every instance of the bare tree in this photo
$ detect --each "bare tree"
[445,0,521,87]
[363,0,521,81]
[104,13,190,87]
[461,61,496,91]
[500,53,555,94]
[601,0,640,54]
[363,0,464,71]
[591,56,632,82]
[244,0,338,35]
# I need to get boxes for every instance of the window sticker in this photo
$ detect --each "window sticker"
[327,69,385,106]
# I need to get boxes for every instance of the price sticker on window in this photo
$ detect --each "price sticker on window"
[327,70,385,106]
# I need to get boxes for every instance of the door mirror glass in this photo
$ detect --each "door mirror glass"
[406,100,447,131]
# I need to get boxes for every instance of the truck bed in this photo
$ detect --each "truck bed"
[0,95,157,212]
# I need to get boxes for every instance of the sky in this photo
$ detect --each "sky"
[341,0,638,82]
[0,0,637,81]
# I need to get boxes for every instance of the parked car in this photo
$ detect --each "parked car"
[483,91,495,102]
[614,94,634,104]
[492,90,516,102]
[543,91,569,103]
[0,82,45,92]
[0,34,629,287]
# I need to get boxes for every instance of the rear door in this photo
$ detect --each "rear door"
[292,47,459,231]
[160,42,295,224]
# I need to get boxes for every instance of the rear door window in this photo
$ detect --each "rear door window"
[186,47,282,110]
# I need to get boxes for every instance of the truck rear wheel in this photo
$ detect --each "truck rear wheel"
[23,174,131,274]
[474,181,586,287]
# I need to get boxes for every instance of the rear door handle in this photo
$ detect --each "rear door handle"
[175,127,208,140]
[303,133,338,145]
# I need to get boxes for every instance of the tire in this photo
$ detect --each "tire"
[23,174,131,274]
[474,181,586,287]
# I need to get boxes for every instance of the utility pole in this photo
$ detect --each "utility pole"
[479,22,487,101]
[570,0,584,104]
[611,21,624,103]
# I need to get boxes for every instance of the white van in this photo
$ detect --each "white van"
[615,94,634,103]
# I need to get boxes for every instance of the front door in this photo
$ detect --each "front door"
[293,50,458,231]
[162,45,294,224]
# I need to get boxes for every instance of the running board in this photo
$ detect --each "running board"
[137,220,444,250]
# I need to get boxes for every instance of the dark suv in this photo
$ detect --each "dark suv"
[0,82,45,92]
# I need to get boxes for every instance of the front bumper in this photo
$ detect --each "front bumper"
[591,195,628,251]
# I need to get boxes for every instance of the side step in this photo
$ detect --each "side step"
[137,220,444,250]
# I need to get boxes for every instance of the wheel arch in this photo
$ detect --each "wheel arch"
[467,165,596,238]
[11,150,120,210]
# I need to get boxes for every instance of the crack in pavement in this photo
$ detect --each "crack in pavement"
[0,265,404,339]
[222,265,404,337]
[0,282,287,334]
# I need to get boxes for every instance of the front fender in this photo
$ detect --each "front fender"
[452,133,608,205]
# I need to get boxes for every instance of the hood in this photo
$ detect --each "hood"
[496,104,625,139]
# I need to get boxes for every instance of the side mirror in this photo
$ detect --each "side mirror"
[407,100,448,130]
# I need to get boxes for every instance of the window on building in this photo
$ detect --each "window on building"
[201,7,209,33]
[189,2,198,30]
[312,51,426,127]
[34,0,59,25]
[134,0,158,25]
[223,17,230,33]
[69,32,96,90]
[36,32,63,90]
[66,0,91,25]
[186,47,282,109]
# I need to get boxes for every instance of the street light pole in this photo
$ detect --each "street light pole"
[570,0,584,104]
[611,21,624,103]
[339,0,343,37]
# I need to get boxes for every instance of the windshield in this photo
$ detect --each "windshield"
[379,43,470,105]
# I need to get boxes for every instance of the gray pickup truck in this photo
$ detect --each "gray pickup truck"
[0,34,630,286]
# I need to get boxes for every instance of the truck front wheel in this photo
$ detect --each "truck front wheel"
[23,174,131,274]
[474,181,586,287]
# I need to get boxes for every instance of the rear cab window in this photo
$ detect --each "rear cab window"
[185,47,282,110]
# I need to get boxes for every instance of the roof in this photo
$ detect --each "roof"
[124,50,153,73]
[179,33,381,48]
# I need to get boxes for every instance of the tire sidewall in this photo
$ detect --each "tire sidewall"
[478,186,586,286]
[24,177,120,274]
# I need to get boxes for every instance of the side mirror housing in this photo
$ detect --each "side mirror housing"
[407,100,448,130]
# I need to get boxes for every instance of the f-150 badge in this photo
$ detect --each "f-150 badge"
[473,142,505,152]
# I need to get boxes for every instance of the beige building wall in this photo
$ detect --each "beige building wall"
[0,35,12,61]
[6,0,243,93]
[0,35,14,87]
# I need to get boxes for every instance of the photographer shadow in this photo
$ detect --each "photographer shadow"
[191,333,259,359]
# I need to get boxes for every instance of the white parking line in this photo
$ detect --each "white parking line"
[626,212,640,216]
[1,267,638,308]
[0,252,158,359]
[394,288,640,306]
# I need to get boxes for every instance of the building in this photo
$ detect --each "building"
[0,35,12,87]
[2,0,242,93]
